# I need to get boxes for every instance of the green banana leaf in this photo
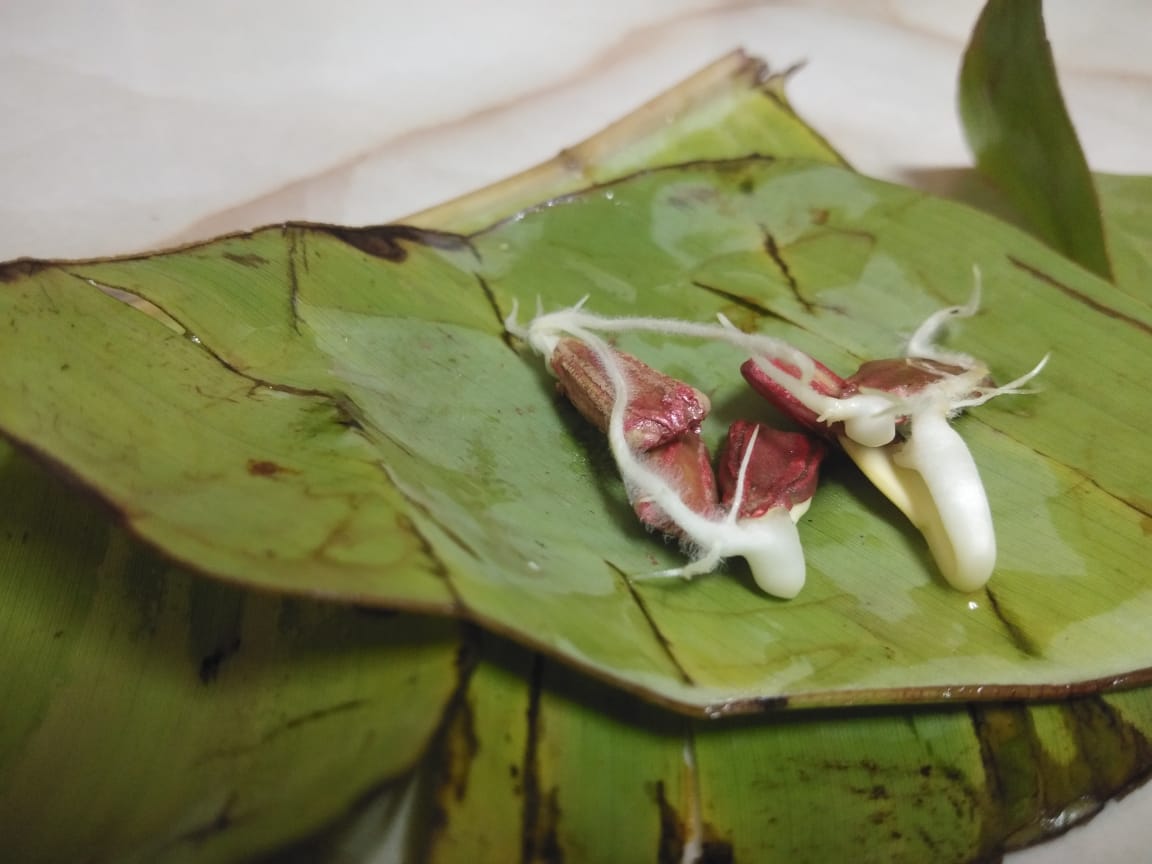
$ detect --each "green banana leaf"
[407,52,846,234]
[8,432,1152,863]
[958,0,1112,280]
[2,142,1149,714]
[407,634,1152,863]
[1097,172,1152,301]
[0,439,463,863]
[3,8,1152,863]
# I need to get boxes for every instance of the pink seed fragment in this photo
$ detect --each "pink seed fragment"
[551,337,710,452]
[634,430,720,534]
[740,355,845,438]
[742,354,993,436]
[717,420,826,520]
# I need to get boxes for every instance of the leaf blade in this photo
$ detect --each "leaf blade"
[958,0,1113,280]
[0,442,462,863]
[3,159,1151,713]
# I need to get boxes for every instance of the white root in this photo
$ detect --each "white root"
[841,416,995,592]
[723,277,1043,592]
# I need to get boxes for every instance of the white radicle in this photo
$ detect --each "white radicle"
[738,279,1048,592]
[506,299,813,599]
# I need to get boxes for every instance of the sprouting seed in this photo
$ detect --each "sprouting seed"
[506,301,825,599]
[506,274,1043,596]
[739,274,1047,591]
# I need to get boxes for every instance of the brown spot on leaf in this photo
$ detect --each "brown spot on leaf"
[698,832,735,864]
[654,780,685,864]
[0,258,52,283]
[536,788,564,864]
[246,459,297,477]
[321,224,471,263]
[199,636,241,683]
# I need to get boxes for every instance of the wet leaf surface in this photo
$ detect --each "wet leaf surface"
[1,157,1150,713]
[3,27,1152,863]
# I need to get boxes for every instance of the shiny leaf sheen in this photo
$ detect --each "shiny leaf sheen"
[1,158,1150,713]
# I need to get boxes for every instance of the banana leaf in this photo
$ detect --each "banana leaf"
[1097,173,1152,302]
[958,0,1112,280]
[408,635,1152,863]
[2,12,1152,864]
[0,439,463,862]
[2,122,1149,714]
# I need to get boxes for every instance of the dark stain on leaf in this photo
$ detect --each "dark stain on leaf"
[0,258,52,283]
[448,692,480,803]
[1066,696,1152,800]
[967,695,1152,852]
[416,687,481,843]
[199,637,241,684]
[1008,254,1152,336]
[333,398,367,432]
[520,653,547,864]
[537,788,565,864]
[967,702,1051,852]
[406,627,483,862]
[698,833,736,864]
[246,458,297,477]
[320,224,473,263]
[189,578,246,684]
[654,779,686,864]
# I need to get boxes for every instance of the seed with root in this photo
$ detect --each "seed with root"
[504,274,1043,597]
[739,276,1046,591]
[506,302,823,599]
